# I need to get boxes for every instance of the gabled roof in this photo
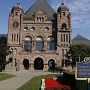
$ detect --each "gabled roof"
[72,34,90,46]
[24,0,56,20]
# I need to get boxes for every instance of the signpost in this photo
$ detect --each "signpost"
[76,62,90,78]
[76,58,90,90]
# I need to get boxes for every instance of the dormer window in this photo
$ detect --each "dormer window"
[39,17,41,21]
[36,17,38,21]
[24,27,28,31]
[36,17,44,22]
[42,17,44,21]
[31,27,35,31]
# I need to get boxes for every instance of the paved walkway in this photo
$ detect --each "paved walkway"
[0,71,58,90]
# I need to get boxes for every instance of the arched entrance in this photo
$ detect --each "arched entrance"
[23,59,29,69]
[48,59,55,70]
[34,58,44,70]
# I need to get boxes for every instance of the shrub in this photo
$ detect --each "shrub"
[63,72,76,89]
[76,80,87,90]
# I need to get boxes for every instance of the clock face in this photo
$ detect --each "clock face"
[13,21,19,28]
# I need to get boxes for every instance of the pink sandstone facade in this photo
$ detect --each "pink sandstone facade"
[6,0,72,71]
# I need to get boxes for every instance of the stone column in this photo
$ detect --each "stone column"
[44,41,47,52]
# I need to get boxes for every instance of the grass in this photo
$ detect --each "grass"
[65,71,75,75]
[0,72,16,81]
[17,74,60,90]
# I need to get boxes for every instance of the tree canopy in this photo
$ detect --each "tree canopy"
[67,44,90,65]
[0,45,11,66]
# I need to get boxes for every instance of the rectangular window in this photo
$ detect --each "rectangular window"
[47,42,55,50]
[51,42,55,50]
[47,43,50,50]
[62,49,64,55]
[12,34,13,41]
[36,42,43,51]
[24,42,28,50]
[66,34,68,42]
[52,28,56,31]
[24,42,32,51]
[28,42,32,50]
[61,34,63,42]
[64,34,65,42]
[17,34,18,41]
[14,34,16,42]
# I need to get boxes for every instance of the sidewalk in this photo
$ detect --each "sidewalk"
[0,71,58,90]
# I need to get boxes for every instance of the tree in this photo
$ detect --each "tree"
[66,44,90,66]
[0,44,12,67]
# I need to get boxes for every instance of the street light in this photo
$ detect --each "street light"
[79,54,80,62]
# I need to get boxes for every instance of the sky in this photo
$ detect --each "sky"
[0,0,90,39]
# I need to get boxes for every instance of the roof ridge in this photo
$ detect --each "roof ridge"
[24,0,56,20]
[24,2,35,15]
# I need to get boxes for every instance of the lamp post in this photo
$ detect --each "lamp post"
[79,54,80,62]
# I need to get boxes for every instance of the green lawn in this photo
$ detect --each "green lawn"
[0,72,16,81]
[17,74,60,90]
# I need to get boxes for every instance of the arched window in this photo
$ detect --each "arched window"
[36,36,44,51]
[48,59,55,70]
[61,23,67,30]
[25,36,32,41]
[47,36,55,50]
[24,36,32,51]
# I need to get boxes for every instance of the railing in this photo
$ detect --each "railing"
[34,50,56,53]
[19,50,56,54]
[46,50,56,53]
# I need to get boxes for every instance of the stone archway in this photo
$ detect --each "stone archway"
[23,59,29,69]
[34,58,44,70]
[48,59,55,70]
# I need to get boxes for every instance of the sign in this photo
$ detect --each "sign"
[76,62,90,78]
[88,83,90,90]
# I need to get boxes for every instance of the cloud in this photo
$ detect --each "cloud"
[6,5,11,10]
[51,0,90,29]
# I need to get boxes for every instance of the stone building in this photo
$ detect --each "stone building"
[5,0,72,71]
